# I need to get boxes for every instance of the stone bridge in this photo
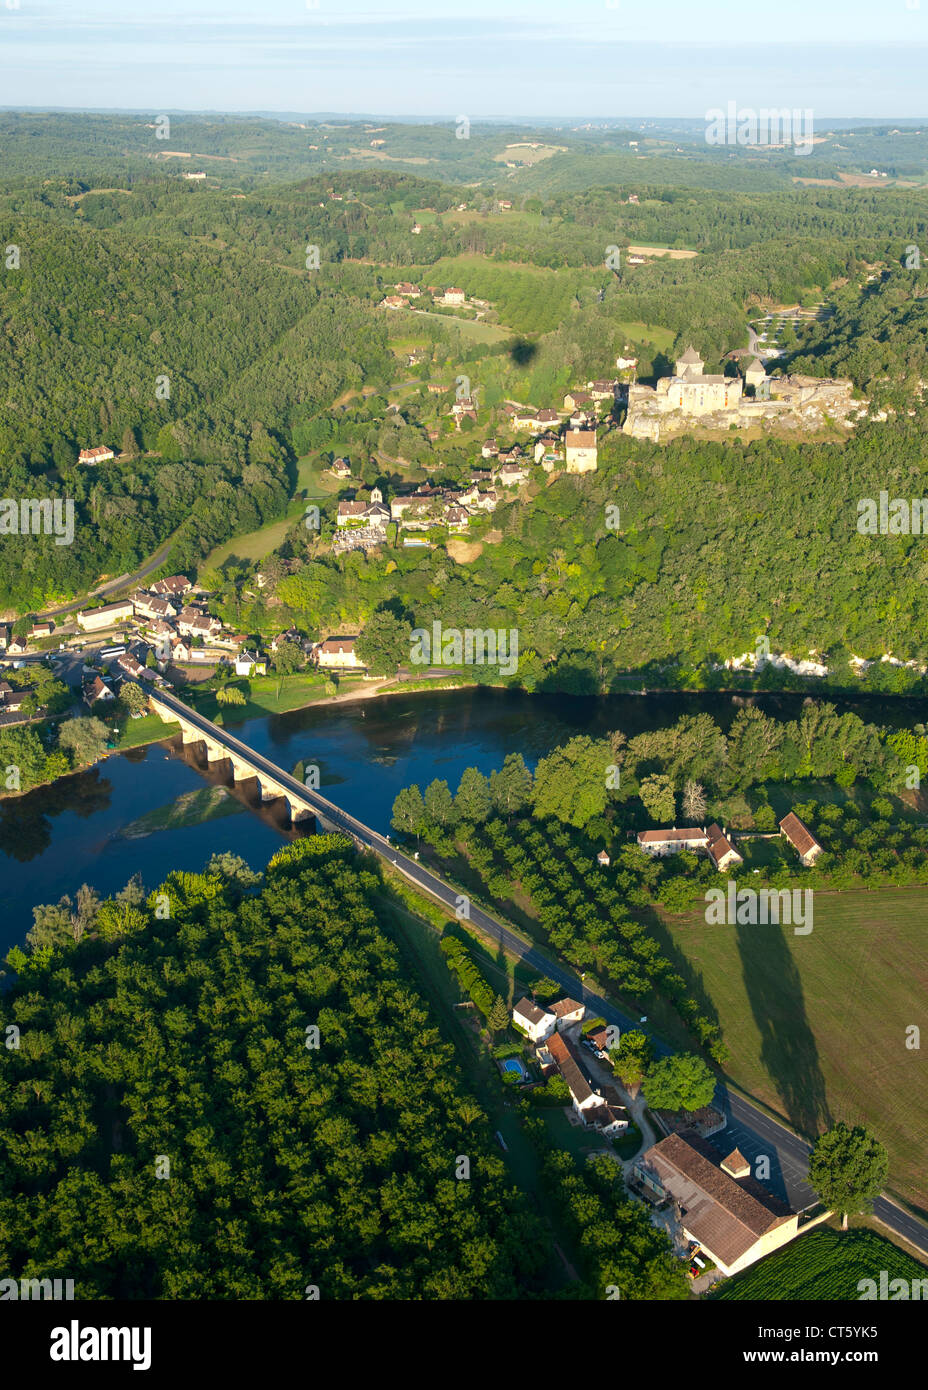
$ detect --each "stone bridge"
[147,688,351,839]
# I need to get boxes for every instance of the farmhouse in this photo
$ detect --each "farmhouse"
[549,996,586,1037]
[151,575,192,599]
[439,287,466,306]
[83,675,115,707]
[338,488,390,529]
[176,607,222,639]
[329,457,352,478]
[0,681,28,714]
[638,824,742,872]
[779,811,823,866]
[706,824,744,872]
[633,1133,799,1277]
[234,650,267,676]
[78,445,115,465]
[498,461,529,486]
[116,653,147,680]
[637,827,710,856]
[133,592,178,621]
[547,1033,628,1134]
[546,1033,601,1116]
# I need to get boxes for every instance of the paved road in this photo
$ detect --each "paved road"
[36,536,175,622]
[150,686,928,1256]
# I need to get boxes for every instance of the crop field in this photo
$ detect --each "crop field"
[713,1228,927,1300]
[660,887,928,1210]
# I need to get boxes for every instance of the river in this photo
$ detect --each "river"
[2,684,925,955]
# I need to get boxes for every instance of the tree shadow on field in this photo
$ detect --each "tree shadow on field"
[736,913,832,1140]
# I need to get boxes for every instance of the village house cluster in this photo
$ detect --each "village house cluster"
[328,374,619,553]
[512,995,630,1137]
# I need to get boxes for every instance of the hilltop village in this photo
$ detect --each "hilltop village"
[329,377,611,553]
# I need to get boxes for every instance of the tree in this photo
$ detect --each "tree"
[613,1029,653,1094]
[424,778,456,829]
[489,753,533,818]
[28,884,101,950]
[391,784,426,838]
[57,716,109,769]
[639,773,676,824]
[216,685,246,706]
[531,736,611,828]
[488,994,510,1035]
[119,682,148,716]
[272,640,303,677]
[455,767,492,824]
[682,779,707,823]
[808,1122,889,1229]
[356,607,410,675]
[206,851,263,894]
[643,1053,716,1113]
[324,680,337,697]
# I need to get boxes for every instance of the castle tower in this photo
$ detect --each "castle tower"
[675,345,704,378]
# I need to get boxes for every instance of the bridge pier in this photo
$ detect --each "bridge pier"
[204,738,228,766]
[285,795,314,824]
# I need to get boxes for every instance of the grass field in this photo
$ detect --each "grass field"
[406,309,513,344]
[200,456,336,574]
[186,671,367,721]
[115,712,178,750]
[615,320,676,353]
[659,887,928,1211]
[713,1227,926,1299]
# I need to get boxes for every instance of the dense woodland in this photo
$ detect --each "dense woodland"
[0,839,548,1298]
[0,836,692,1299]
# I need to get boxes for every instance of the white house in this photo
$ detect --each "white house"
[512,997,557,1043]
[234,650,267,676]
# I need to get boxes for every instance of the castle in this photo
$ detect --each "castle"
[623,346,866,442]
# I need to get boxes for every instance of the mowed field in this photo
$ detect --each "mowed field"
[200,457,336,574]
[660,886,928,1211]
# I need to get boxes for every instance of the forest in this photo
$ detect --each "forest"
[0,837,547,1298]
[0,835,693,1300]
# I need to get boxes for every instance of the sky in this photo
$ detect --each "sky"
[1,0,927,119]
